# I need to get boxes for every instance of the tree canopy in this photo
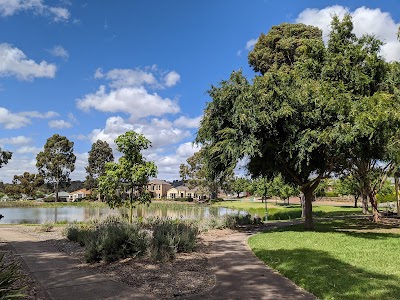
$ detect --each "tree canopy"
[85,140,114,198]
[12,172,44,197]
[36,134,76,201]
[99,131,157,223]
[196,15,400,229]
[0,149,12,169]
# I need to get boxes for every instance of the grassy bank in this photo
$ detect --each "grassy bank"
[248,219,400,299]
[0,200,108,208]
[212,201,361,220]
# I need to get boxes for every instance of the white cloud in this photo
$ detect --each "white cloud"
[18,111,59,118]
[0,107,59,129]
[67,112,79,124]
[0,43,57,80]
[15,146,42,154]
[77,85,180,119]
[296,6,400,61]
[71,152,88,181]
[0,136,31,146]
[145,142,201,181]
[0,107,30,129]
[173,115,202,129]
[48,119,73,129]
[94,68,157,88]
[151,118,173,128]
[94,66,181,89]
[245,38,258,51]
[0,155,37,182]
[0,0,70,21]
[89,116,190,149]
[48,6,70,21]
[164,71,180,87]
[48,45,69,59]
[176,142,200,158]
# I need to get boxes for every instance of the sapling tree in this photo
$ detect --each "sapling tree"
[99,131,157,223]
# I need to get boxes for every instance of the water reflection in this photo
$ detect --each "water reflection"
[0,204,246,224]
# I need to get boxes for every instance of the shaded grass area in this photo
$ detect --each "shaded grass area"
[248,219,400,300]
[212,201,361,220]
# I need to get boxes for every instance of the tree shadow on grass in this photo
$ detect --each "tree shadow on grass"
[252,247,399,300]
[274,219,400,240]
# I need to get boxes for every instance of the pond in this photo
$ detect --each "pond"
[0,203,246,224]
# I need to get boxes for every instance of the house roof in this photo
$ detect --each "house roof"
[149,179,171,185]
[172,185,189,191]
[70,188,91,195]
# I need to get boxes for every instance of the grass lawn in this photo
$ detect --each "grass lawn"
[212,201,361,220]
[248,218,400,300]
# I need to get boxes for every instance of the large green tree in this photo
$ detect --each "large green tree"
[323,16,400,222]
[85,140,114,199]
[197,16,400,229]
[179,150,221,199]
[197,22,335,230]
[98,131,157,223]
[36,134,76,201]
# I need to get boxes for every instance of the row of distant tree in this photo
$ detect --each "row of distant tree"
[0,132,156,207]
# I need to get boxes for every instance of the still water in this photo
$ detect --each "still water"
[0,205,245,224]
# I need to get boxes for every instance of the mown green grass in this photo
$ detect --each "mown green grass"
[248,219,400,300]
[212,201,361,220]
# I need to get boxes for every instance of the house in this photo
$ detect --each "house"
[167,186,190,199]
[55,191,70,201]
[68,189,91,202]
[147,179,173,199]
[1,195,10,201]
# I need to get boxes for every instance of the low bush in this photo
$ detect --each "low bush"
[38,221,54,232]
[85,222,149,263]
[150,219,198,261]
[325,192,339,197]
[377,194,396,203]
[0,252,25,299]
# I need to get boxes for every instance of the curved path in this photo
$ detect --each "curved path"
[185,221,316,300]
[0,222,316,300]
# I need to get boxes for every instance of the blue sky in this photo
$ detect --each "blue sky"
[1,0,400,183]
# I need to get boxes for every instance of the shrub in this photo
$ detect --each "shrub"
[86,222,149,263]
[377,194,396,203]
[0,252,25,299]
[325,192,339,197]
[38,221,54,232]
[151,219,198,261]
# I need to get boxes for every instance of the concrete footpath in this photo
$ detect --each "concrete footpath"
[0,223,316,300]
[0,227,152,300]
[185,221,316,300]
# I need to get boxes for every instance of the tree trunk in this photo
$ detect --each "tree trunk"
[129,188,134,224]
[300,194,305,218]
[354,195,359,208]
[361,188,368,214]
[55,181,59,202]
[368,191,381,223]
[301,187,314,230]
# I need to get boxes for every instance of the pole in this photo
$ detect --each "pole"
[396,176,400,216]
[264,177,268,222]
